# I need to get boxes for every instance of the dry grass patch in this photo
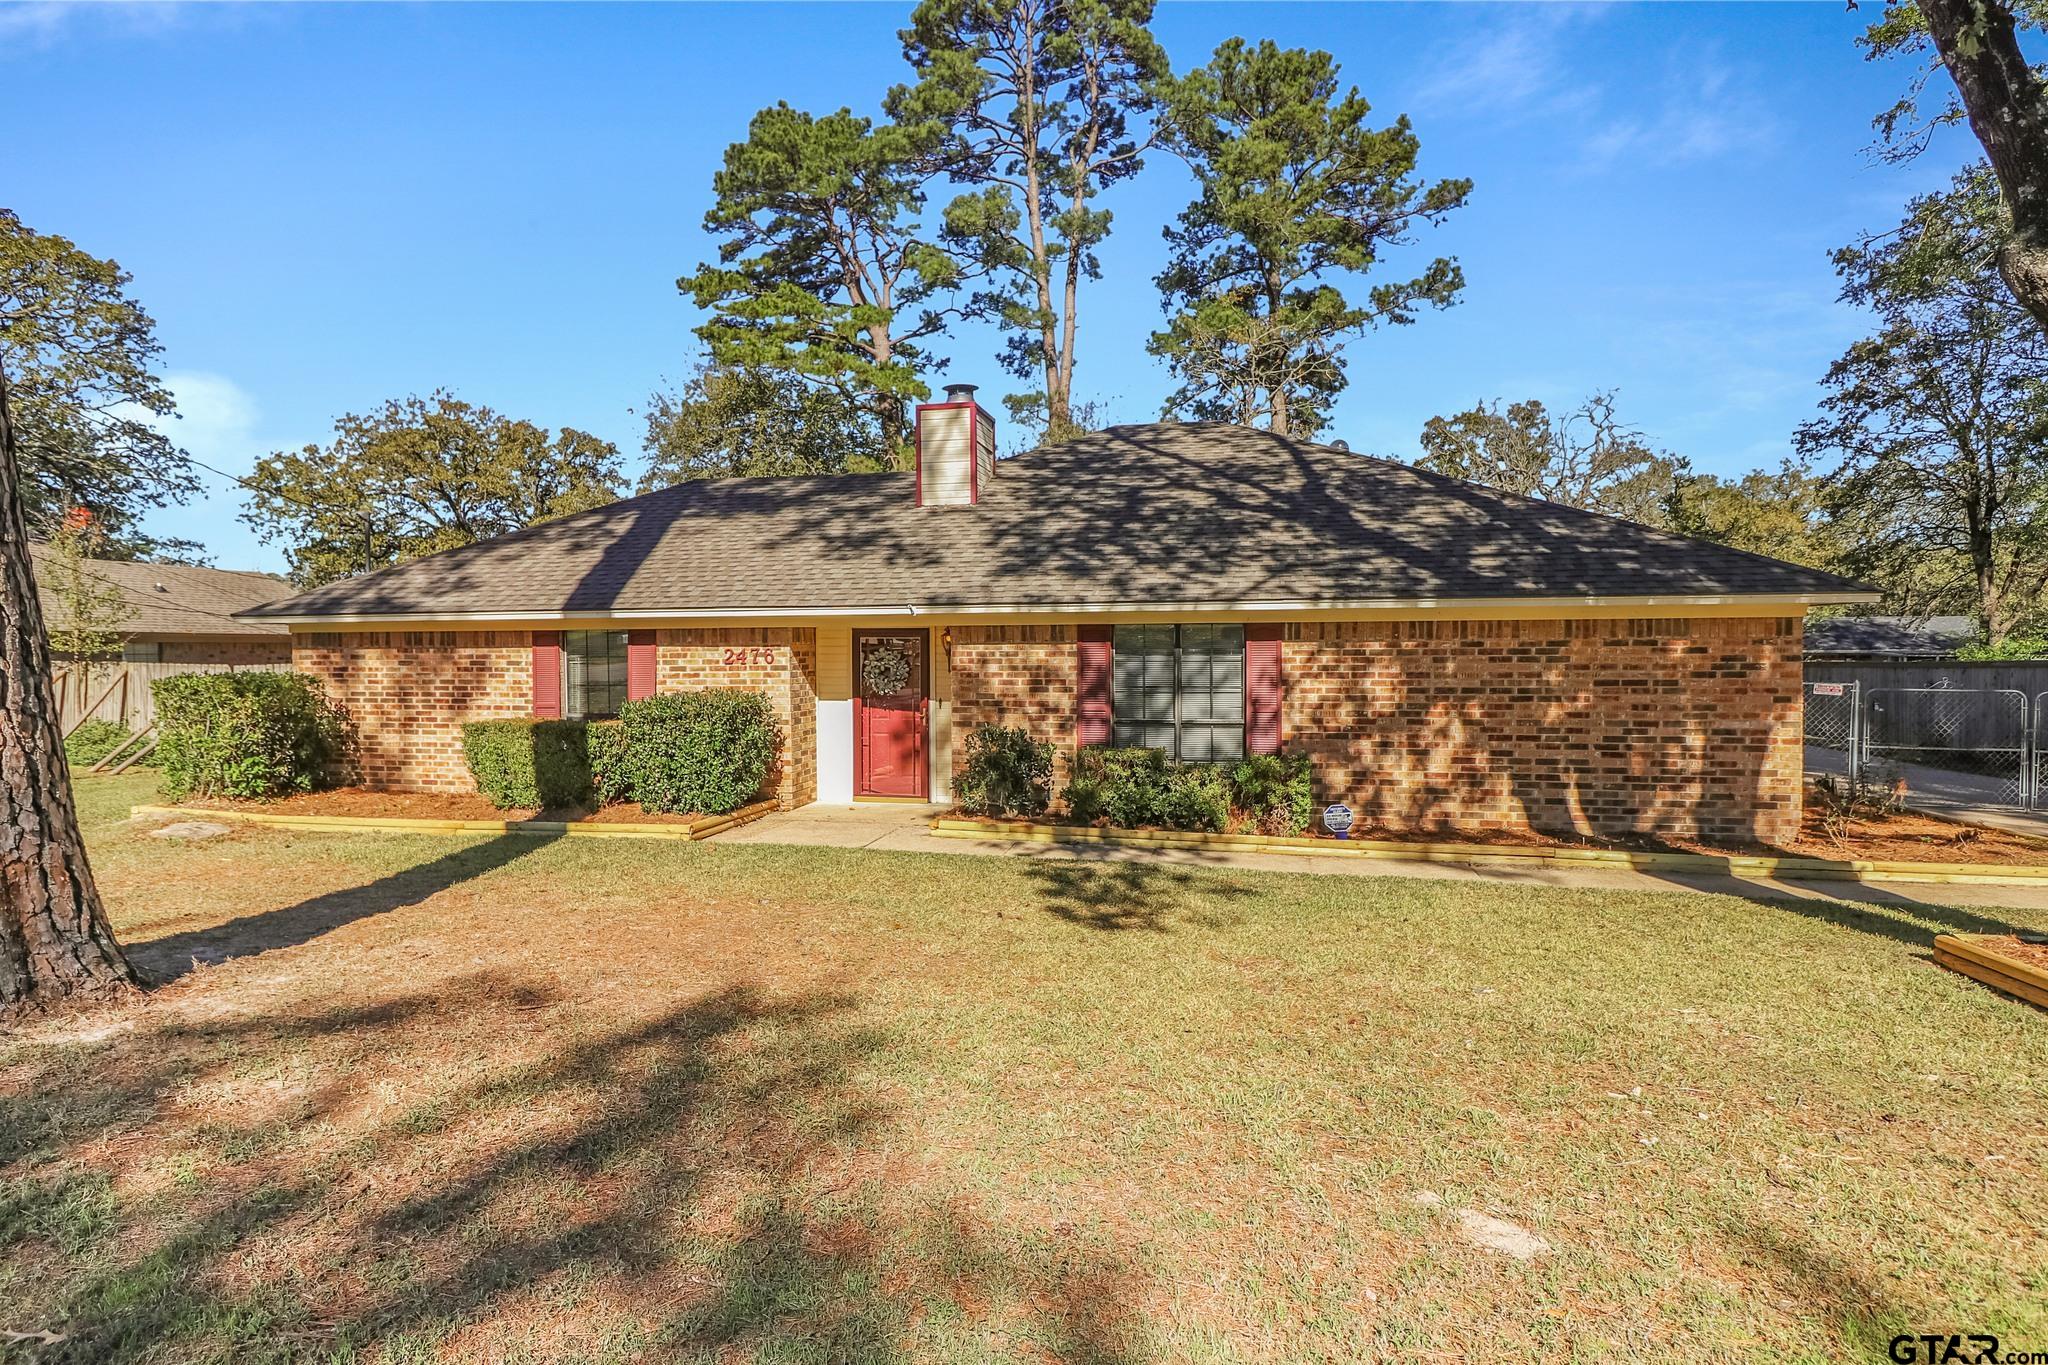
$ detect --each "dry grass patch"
[0,774,2044,1362]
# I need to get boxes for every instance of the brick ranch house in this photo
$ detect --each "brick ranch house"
[242,390,1876,844]
[32,543,292,666]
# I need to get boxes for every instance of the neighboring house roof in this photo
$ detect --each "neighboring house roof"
[31,543,290,638]
[1804,614,1976,659]
[246,422,1878,622]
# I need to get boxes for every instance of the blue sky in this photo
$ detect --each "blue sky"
[0,0,1990,571]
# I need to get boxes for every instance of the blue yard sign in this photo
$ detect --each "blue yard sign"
[1322,803,1354,839]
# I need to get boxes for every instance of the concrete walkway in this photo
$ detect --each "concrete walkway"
[712,802,2048,913]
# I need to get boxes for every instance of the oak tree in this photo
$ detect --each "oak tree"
[1151,40,1469,439]
[1795,169,2048,644]
[0,209,198,559]
[241,393,625,587]
[1416,393,1686,529]
[1665,462,1842,570]
[1860,0,2048,331]
[639,365,894,488]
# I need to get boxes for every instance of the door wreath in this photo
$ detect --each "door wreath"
[861,639,914,697]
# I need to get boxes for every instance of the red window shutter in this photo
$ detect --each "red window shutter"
[1245,625,1283,755]
[1077,625,1113,747]
[532,631,562,719]
[627,630,657,701]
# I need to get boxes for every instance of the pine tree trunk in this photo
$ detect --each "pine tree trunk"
[0,358,137,1013]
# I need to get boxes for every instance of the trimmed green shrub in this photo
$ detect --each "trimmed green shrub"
[587,720,630,806]
[955,724,1054,817]
[620,689,777,814]
[65,719,133,770]
[1068,745,1312,834]
[1157,763,1231,833]
[1229,751,1314,835]
[153,671,350,801]
[1067,746,1168,827]
[461,720,593,809]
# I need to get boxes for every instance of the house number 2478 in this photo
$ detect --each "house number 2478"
[722,647,776,667]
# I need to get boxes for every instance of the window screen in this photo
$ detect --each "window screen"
[120,641,163,663]
[1111,624,1244,761]
[563,630,628,719]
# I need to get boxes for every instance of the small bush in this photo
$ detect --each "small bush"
[1156,763,1231,833]
[955,724,1054,817]
[1063,771,1107,824]
[1067,746,1168,827]
[587,720,630,806]
[154,671,350,801]
[65,719,133,770]
[461,720,593,810]
[1230,751,1314,836]
[1069,744,1315,834]
[621,690,777,814]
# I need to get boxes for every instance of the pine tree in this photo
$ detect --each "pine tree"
[1151,40,1469,437]
[0,353,137,1014]
[683,104,960,459]
[893,0,1166,441]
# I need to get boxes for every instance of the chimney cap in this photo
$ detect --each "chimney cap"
[943,382,978,403]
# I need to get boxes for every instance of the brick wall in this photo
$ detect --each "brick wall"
[158,638,294,666]
[297,626,821,804]
[655,627,817,807]
[948,624,1079,784]
[295,631,534,791]
[1281,617,1802,845]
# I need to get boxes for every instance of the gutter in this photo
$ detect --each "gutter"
[240,590,1882,628]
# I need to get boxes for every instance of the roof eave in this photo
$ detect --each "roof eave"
[244,589,1883,627]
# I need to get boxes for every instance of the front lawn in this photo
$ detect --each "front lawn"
[3,773,2045,1362]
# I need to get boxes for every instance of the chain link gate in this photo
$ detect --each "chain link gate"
[1803,679,1860,791]
[2036,692,2048,811]
[1862,687,2031,809]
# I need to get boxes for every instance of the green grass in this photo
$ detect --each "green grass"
[2,771,2045,1362]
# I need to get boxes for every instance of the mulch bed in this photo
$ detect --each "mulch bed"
[1976,935,2048,973]
[955,783,2048,867]
[176,787,703,826]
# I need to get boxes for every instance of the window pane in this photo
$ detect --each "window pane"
[565,630,628,719]
[1111,624,1247,761]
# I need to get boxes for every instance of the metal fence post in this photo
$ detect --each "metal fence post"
[1849,679,1861,793]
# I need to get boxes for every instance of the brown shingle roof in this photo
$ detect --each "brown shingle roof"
[32,544,289,637]
[246,422,1875,620]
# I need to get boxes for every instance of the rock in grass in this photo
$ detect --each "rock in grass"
[1453,1208,1552,1259]
[148,820,233,841]
[1411,1190,1553,1259]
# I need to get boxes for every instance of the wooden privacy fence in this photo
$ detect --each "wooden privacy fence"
[50,661,280,734]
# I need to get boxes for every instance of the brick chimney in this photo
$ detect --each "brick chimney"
[915,383,995,506]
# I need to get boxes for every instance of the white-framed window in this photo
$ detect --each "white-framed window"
[563,630,628,719]
[121,641,163,663]
[1111,624,1245,761]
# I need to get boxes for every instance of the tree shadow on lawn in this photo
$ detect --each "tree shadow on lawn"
[2,971,1147,1364]
[1018,849,1261,932]
[128,832,554,986]
[1716,1216,1926,1359]
[1638,869,2035,951]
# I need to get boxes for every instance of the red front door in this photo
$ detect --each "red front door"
[854,630,929,799]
